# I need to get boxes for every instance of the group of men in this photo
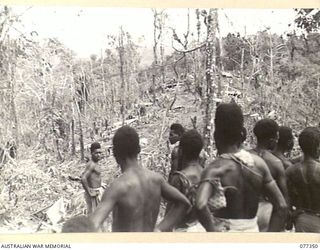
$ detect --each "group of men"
[62,102,320,233]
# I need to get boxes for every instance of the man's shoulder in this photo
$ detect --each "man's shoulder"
[286,162,301,177]
[204,157,238,177]
[262,150,284,170]
[249,152,266,166]
[264,150,281,162]
[282,158,293,169]
[83,161,97,172]
[313,161,320,179]
[142,168,164,183]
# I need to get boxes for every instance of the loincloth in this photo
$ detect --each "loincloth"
[257,201,273,232]
[174,221,206,232]
[84,185,106,213]
[213,217,259,232]
[89,186,104,200]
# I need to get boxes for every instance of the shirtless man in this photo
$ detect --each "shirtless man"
[168,123,185,181]
[196,103,287,232]
[157,129,205,232]
[286,127,320,232]
[273,126,294,170]
[89,126,191,232]
[81,142,104,214]
[250,119,288,231]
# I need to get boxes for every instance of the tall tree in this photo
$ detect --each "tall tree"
[203,9,218,157]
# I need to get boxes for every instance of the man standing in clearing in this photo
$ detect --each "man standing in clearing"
[157,129,205,232]
[273,126,294,170]
[286,127,320,232]
[196,103,287,232]
[89,126,191,232]
[168,123,185,182]
[81,142,105,214]
[250,119,288,231]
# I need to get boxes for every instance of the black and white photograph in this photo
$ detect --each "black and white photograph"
[0,6,319,234]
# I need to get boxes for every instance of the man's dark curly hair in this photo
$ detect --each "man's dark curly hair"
[214,103,244,146]
[180,129,203,161]
[113,126,141,159]
[253,118,279,143]
[170,123,185,136]
[299,127,320,157]
[277,126,293,149]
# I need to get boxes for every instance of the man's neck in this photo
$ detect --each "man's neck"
[91,159,99,164]
[120,158,139,173]
[303,154,318,163]
[274,146,285,156]
[256,142,269,152]
[218,144,239,155]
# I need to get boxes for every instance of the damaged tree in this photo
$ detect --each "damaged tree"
[203,9,218,157]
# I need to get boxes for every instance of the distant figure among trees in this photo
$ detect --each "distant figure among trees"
[81,142,105,214]
[168,123,185,181]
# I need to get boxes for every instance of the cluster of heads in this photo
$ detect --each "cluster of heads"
[169,123,204,162]
[91,103,320,163]
[214,102,319,159]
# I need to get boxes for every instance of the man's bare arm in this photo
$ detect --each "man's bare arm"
[254,155,287,231]
[285,167,298,208]
[156,204,187,232]
[169,148,179,180]
[157,176,187,231]
[275,162,289,203]
[196,167,219,231]
[196,164,223,210]
[88,181,121,230]
[196,181,217,231]
[196,204,216,232]
[263,180,288,232]
[81,164,94,195]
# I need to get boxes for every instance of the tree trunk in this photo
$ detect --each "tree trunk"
[240,48,245,88]
[71,119,75,155]
[269,32,274,84]
[118,27,126,125]
[152,74,156,103]
[75,100,84,161]
[78,112,84,161]
[203,9,218,157]
[9,62,19,156]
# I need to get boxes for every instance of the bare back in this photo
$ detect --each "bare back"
[286,160,320,212]
[250,149,288,200]
[273,152,292,170]
[212,154,267,219]
[112,167,163,232]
